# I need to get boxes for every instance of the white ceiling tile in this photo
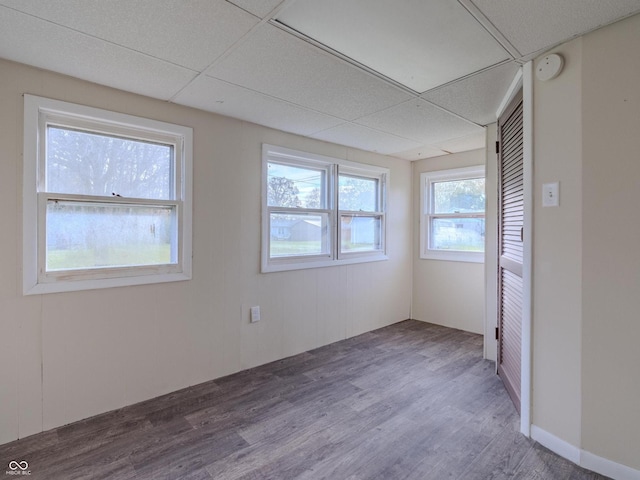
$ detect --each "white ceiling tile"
[0,0,258,71]
[433,131,486,153]
[226,0,284,18]
[422,62,521,125]
[207,24,413,120]
[394,145,448,161]
[471,0,640,55]
[0,6,196,100]
[311,124,422,156]
[275,0,510,92]
[355,99,484,145]
[173,76,344,136]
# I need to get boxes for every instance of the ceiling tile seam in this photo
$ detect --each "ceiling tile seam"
[513,9,640,64]
[268,19,421,98]
[457,0,521,59]
[434,131,487,149]
[403,98,486,130]
[0,5,201,74]
[222,0,296,20]
[419,59,514,96]
[168,4,297,103]
[222,0,262,19]
[179,74,349,124]
[309,117,450,148]
[347,97,485,133]
[261,0,302,20]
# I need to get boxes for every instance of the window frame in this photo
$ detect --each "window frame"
[420,165,485,264]
[262,144,388,273]
[337,165,386,259]
[23,94,193,295]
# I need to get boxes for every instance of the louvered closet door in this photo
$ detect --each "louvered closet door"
[497,90,523,413]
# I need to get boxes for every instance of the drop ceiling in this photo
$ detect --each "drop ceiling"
[1,0,639,160]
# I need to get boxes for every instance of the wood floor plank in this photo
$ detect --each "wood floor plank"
[0,320,610,480]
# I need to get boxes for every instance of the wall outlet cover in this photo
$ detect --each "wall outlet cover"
[542,182,559,207]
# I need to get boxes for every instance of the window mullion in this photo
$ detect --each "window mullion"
[43,192,180,208]
[332,164,339,261]
[267,206,332,215]
[338,210,384,216]
[430,213,485,219]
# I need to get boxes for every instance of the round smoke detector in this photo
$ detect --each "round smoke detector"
[536,53,564,81]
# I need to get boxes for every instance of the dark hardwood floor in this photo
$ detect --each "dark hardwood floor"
[0,320,607,479]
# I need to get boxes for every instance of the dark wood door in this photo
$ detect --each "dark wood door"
[497,90,524,413]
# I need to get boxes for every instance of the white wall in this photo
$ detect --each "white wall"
[412,149,485,334]
[0,59,412,444]
[531,37,584,448]
[581,14,640,471]
[530,13,640,474]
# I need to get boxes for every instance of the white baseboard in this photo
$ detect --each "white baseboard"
[582,451,640,480]
[531,425,581,464]
[531,425,640,480]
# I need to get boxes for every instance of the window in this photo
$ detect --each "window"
[23,95,193,294]
[262,144,388,272]
[420,165,485,263]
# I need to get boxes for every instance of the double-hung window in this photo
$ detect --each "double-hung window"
[23,95,193,294]
[262,144,388,272]
[420,165,485,263]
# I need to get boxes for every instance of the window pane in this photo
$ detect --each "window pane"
[269,213,329,257]
[46,126,173,200]
[341,215,382,253]
[339,175,378,212]
[433,178,485,214]
[267,162,325,208]
[430,217,485,252]
[46,200,175,271]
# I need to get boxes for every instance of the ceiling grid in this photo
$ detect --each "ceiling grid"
[1,0,638,159]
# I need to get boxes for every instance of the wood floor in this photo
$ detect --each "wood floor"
[1,320,607,480]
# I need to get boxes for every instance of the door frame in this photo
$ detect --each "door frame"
[488,62,533,437]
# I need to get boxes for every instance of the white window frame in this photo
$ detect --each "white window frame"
[420,165,485,264]
[337,164,386,260]
[23,95,193,295]
[262,144,388,273]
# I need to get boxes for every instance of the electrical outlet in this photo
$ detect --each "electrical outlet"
[250,306,261,323]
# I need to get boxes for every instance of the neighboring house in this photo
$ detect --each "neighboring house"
[289,219,321,242]
[269,219,294,240]
[270,218,322,242]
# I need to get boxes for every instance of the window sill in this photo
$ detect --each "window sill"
[262,253,388,273]
[24,271,191,295]
[420,250,484,264]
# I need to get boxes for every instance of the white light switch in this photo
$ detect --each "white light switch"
[542,182,559,207]
[250,306,261,323]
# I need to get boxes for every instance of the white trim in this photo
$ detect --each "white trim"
[492,64,532,434]
[261,144,389,273]
[531,425,640,480]
[582,451,640,480]
[496,68,523,119]
[520,61,533,437]
[483,124,498,362]
[531,425,581,464]
[23,94,193,295]
[419,165,485,264]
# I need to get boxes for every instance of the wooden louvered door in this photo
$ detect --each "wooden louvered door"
[497,90,524,413]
